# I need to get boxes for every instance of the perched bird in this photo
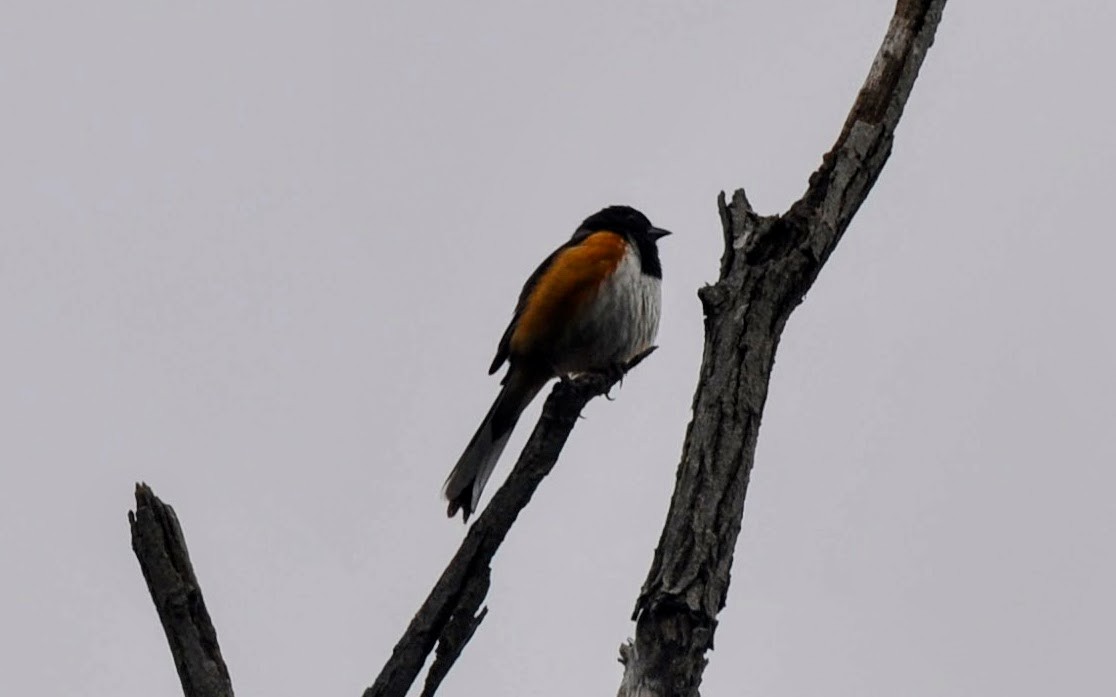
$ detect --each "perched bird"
[443,205,670,521]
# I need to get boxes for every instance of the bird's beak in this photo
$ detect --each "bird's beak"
[648,227,672,241]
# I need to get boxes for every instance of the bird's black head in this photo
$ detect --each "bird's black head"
[578,205,671,278]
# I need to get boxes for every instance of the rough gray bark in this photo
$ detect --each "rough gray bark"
[129,483,235,697]
[365,350,655,697]
[618,2,948,695]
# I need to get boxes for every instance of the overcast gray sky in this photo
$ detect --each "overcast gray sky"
[3,1,1114,695]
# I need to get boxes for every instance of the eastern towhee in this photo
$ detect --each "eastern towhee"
[443,205,670,521]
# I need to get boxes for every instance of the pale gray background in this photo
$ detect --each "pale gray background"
[2,1,1113,695]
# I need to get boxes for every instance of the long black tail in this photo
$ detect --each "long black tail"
[443,368,547,521]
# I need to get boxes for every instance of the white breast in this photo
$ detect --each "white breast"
[553,245,662,375]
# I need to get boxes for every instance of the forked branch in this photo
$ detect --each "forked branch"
[619,2,948,695]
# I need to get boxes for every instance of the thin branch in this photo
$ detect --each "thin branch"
[619,2,948,695]
[129,483,235,697]
[366,349,657,697]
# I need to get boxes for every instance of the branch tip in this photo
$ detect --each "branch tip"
[128,485,234,697]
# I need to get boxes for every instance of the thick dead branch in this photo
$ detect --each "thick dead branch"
[618,2,948,696]
[129,483,234,697]
[366,349,656,697]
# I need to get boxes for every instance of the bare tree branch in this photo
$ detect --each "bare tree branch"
[128,3,947,695]
[129,483,235,697]
[128,348,652,697]
[618,2,949,695]
[366,350,656,697]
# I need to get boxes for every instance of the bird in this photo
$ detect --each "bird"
[443,205,670,521]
